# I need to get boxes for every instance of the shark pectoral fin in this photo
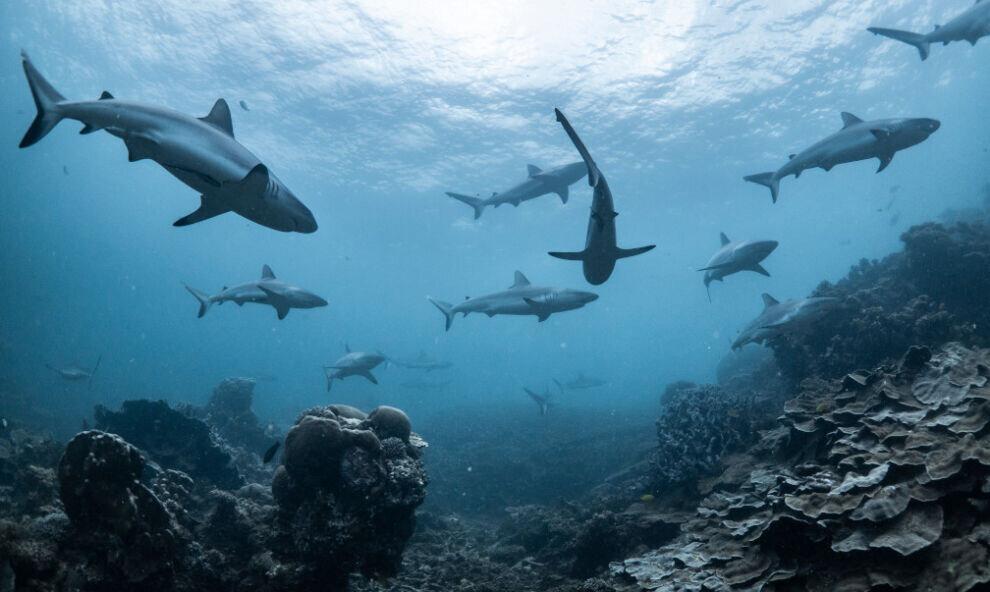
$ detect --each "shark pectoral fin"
[257,285,291,320]
[876,152,895,173]
[173,195,232,227]
[615,245,656,259]
[697,264,728,272]
[750,263,771,277]
[523,297,551,322]
[548,250,586,261]
[870,129,891,142]
[556,186,569,204]
[124,135,158,162]
[223,163,270,196]
[361,371,379,385]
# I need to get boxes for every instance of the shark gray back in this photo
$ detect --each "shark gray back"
[868,1,990,60]
[184,265,327,320]
[732,294,838,350]
[445,161,587,219]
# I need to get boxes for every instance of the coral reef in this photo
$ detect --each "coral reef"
[769,221,990,381]
[612,344,990,591]
[95,399,243,489]
[272,404,428,587]
[200,377,272,454]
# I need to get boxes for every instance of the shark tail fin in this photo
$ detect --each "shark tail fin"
[19,51,67,148]
[184,284,212,318]
[867,27,930,61]
[744,172,780,203]
[616,245,656,259]
[446,193,487,220]
[427,297,455,331]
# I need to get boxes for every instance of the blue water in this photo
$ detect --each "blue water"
[0,1,988,435]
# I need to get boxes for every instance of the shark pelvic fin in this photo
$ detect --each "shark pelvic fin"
[200,99,234,137]
[173,195,232,227]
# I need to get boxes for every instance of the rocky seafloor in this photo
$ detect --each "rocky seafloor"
[4,219,990,591]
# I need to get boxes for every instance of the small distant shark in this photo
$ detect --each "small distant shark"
[745,112,940,203]
[427,271,598,331]
[868,1,990,61]
[732,294,838,350]
[387,351,453,372]
[524,386,553,417]
[557,373,607,390]
[47,355,101,381]
[549,109,655,285]
[323,346,386,392]
[699,233,779,301]
[18,52,316,233]
[184,265,327,320]
[446,162,587,219]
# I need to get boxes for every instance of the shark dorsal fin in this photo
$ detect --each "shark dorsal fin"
[261,264,276,280]
[762,293,780,309]
[511,271,531,289]
[840,112,863,129]
[720,232,731,246]
[527,164,542,177]
[200,99,235,137]
[99,91,114,100]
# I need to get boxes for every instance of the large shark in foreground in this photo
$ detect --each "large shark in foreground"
[732,294,838,350]
[427,271,598,331]
[549,109,655,285]
[868,1,990,61]
[184,265,327,320]
[18,52,316,233]
[699,233,778,301]
[323,346,386,392]
[744,112,939,203]
[446,162,587,219]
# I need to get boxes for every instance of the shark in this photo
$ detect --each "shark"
[524,386,553,417]
[699,233,779,301]
[869,1,990,61]
[732,294,839,350]
[17,52,316,233]
[387,351,453,372]
[323,346,386,392]
[745,112,940,203]
[427,271,598,331]
[47,355,101,381]
[548,109,655,285]
[184,265,327,320]
[557,373,607,390]
[446,162,587,219]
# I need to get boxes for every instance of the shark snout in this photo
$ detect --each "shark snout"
[579,291,599,304]
[924,119,940,133]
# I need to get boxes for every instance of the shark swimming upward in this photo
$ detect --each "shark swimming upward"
[732,294,838,350]
[427,271,598,331]
[744,112,939,203]
[18,52,316,233]
[184,265,327,320]
[446,162,587,219]
[869,1,990,61]
[548,109,655,285]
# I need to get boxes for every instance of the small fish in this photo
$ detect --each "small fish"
[640,494,655,502]
[239,100,249,111]
[263,441,280,464]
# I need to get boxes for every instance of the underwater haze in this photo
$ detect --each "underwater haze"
[1,0,988,438]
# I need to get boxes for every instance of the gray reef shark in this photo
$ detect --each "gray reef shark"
[47,355,101,381]
[732,294,839,350]
[524,386,553,417]
[427,271,598,331]
[184,265,327,320]
[745,112,939,203]
[699,233,779,301]
[446,162,587,219]
[549,109,655,285]
[18,52,316,233]
[387,351,453,372]
[869,1,990,61]
[556,373,607,390]
[323,346,386,392]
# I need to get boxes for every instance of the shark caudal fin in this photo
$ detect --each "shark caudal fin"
[427,297,455,331]
[446,193,487,220]
[868,27,931,61]
[19,51,67,148]
[744,172,780,203]
[615,245,656,259]
[183,284,213,318]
